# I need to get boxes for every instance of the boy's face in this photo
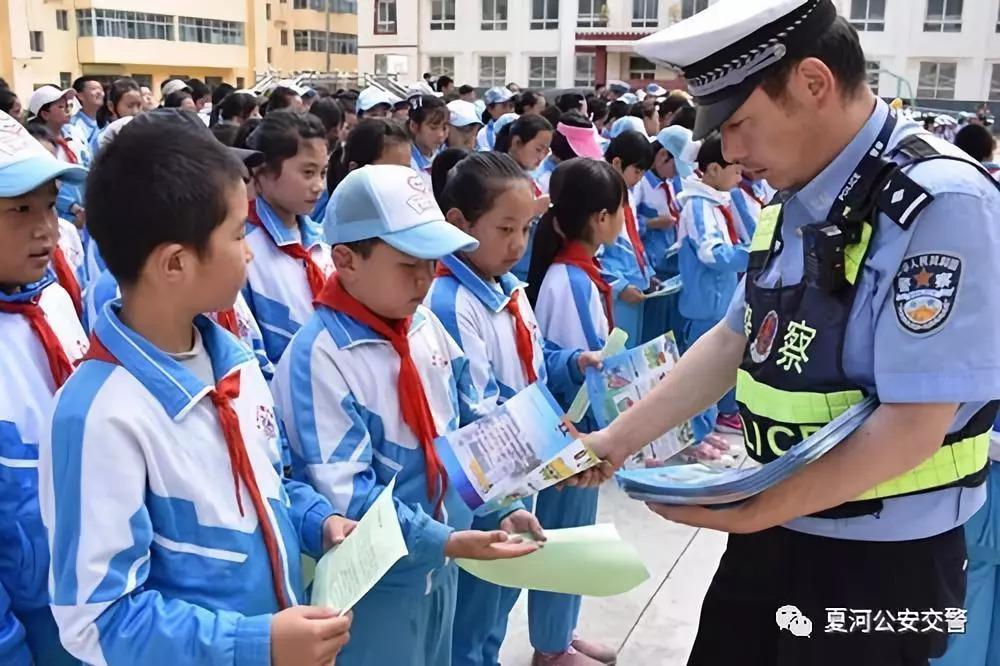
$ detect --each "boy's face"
[707,162,744,192]
[0,182,58,288]
[257,137,328,216]
[653,150,676,180]
[451,181,535,279]
[622,164,646,189]
[189,180,252,313]
[333,241,434,320]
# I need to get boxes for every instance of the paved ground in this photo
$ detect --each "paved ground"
[498,479,731,665]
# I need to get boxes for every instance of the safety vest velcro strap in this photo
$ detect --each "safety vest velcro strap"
[736,369,864,424]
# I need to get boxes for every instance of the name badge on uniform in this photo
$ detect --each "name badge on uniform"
[893,253,962,335]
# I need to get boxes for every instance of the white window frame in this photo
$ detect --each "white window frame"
[632,0,658,28]
[850,0,885,32]
[375,0,396,34]
[528,56,558,89]
[56,10,69,31]
[917,61,957,99]
[482,0,508,31]
[178,17,246,45]
[923,0,962,33]
[293,29,356,53]
[577,0,608,28]
[629,56,656,80]
[865,60,881,94]
[989,63,1000,102]
[429,56,455,79]
[681,0,709,19]
[75,9,175,40]
[575,53,596,87]
[531,0,559,30]
[430,0,456,31]
[479,55,507,87]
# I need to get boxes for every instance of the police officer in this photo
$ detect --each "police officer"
[574,1,1000,664]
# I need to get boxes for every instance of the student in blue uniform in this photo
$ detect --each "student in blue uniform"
[532,112,606,196]
[602,130,656,346]
[271,164,540,666]
[580,2,1000,663]
[954,123,999,179]
[494,114,554,281]
[0,110,88,666]
[408,94,449,188]
[69,76,104,155]
[42,112,354,666]
[242,111,334,364]
[525,158,627,666]
[676,133,748,457]
[477,87,515,151]
[427,152,604,666]
[446,100,484,152]
[729,175,773,243]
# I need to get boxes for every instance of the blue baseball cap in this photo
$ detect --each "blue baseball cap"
[0,112,87,198]
[484,87,514,106]
[609,116,648,139]
[325,165,479,260]
[655,126,699,179]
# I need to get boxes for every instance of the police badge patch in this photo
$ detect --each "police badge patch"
[893,253,961,335]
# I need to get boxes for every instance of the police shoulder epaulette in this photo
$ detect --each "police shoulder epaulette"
[874,135,937,231]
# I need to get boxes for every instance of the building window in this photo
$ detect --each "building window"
[479,55,507,87]
[375,54,388,75]
[298,0,358,10]
[76,9,175,40]
[990,64,1000,101]
[578,0,608,28]
[574,53,595,87]
[629,56,656,80]
[917,61,956,99]
[482,0,508,30]
[178,18,245,45]
[131,74,153,89]
[294,0,306,7]
[429,56,455,78]
[267,47,272,62]
[924,0,962,32]
[266,3,272,19]
[205,76,223,89]
[29,31,44,52]
[531,0,559,29]
[236,76,246,88]
[293,30,357,53]
[632,0,658,28]
[529,56,558,88]
[375,0,397,34]
[681,0,709,19]
[281,29,288,45]
[56,10,69,31]
[431,0,456,30]
[865,60,881,93]
[59,72,72,89]
[850,0,885,31]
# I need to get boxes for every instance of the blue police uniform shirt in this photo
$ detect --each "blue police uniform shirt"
[725,98,1000,541]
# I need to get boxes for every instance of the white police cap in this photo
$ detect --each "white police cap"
[636,0,837,139]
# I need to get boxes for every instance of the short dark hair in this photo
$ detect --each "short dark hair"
[25,123,55,146]
[186,78,211,102]
[605,130,654,172]
[436,76,454,92]
[954,124,996,163]
[514,90,543,115]
[494,114,553,154]
[760,17,867,101]
[697,132,730,173]
[267,86,302,113]
[0,89,18,115]
[458,85,475,96]
[344,118,410,167]
[85,121,245,284]
[249,110,327,176]
[669,105,697,130]
[233,117,261,150]
[309,97,344,133]
[72,75,103,93]
[341,238,383,259]
[164,90,193,108]
[588,97,609,125]
[98,77,140,127]
[220,92,259,121]
[658,95,691,120]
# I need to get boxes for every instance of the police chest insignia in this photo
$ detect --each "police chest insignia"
[893,253,961,335]
[750,310,779,363]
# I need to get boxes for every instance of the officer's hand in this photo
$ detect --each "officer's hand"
[646,501,761,534]
[271,606,351,666]
[445,530,540,560]
[322,515,358,551]
[499,509,547,542]
[562,429,622,488]
[621,286,645,304]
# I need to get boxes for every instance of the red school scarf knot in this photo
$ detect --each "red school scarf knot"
[315,276,449,515]
[622,204,648,274]
[52,136,79,165]
[435,262,538,385]
[214,308,241,337]
[52,247,83,317]
[718,204,740,246]
[248,199,326,299]
[553,241,615,329]
[0,297,73,387]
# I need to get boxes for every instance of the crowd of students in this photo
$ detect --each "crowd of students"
[2,70,998,666]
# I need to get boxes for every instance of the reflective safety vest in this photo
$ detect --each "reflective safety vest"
[737,203,996,519]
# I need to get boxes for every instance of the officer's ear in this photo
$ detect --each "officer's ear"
[793,57,837,110]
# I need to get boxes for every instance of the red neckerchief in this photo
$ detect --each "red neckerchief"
[315,276,449,515]
[530,180,542,198]
[553,241,615,328]
[622,204,648,274]
[83,334,290,610]
[52,136,78,165]
[718,205,740,245]
[51,247,82,317]
[247,199,326,299]
[739,180,766,207]
[0,296,73,387]
[435,263,537,384]
[660,181,680,221]
[214,308,240,337]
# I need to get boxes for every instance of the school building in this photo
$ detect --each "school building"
[0,0,359,100]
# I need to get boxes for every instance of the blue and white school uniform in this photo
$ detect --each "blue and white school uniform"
[476,120,497,152]
[243,197,334,364]
[272,303,480,666]
[532,155,558,195]
[54,124,91,222]
[83,268,274,380]
[426,254,585,666]
[40,303,334,666]
[635,171,685,344]
[0,274,87,665]
[528,260,607,654]
[677,180,749,437]
[69,111,100,157]
[410,144,437,190]
[729,178,772,243]
[56,219,86,290]
[598,191,654,345]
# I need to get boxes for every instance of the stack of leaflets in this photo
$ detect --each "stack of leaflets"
[437,383,599,513]
[617,396,878,505]
[585,332,696,468]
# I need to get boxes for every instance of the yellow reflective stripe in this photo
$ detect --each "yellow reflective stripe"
[736,369,864,424]
[843,222,873,286]
[750,205,781,253]
[855,432,990,500]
